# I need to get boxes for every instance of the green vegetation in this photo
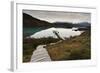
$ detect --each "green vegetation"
[23,37,60,62]
[45,30,91,61]
[23,30,91,62]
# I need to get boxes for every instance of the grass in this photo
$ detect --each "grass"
[45,30,91,61]
[23,30,91,62]
[23,37,60,62]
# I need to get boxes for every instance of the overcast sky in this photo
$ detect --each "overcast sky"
[23,10,91,23]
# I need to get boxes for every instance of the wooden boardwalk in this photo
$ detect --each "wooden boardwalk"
[30,45,51,62]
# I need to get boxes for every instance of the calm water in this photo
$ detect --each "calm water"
[23,27,45,37]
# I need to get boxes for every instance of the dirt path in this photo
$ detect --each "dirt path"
[30,45,51,62]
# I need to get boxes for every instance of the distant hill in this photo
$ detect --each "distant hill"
[23,13,91,28]
[53,22,91,28]
[23,13,52,27]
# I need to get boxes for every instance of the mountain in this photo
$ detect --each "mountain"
[23,13,52,27]
[23,13,90,28]
[78,22,90,27]
[29,27,83,40]
[53,22,91,28]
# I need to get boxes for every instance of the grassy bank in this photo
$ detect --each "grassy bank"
[45,30,91,61]
[23,37,59,62]
[23,30,91,62]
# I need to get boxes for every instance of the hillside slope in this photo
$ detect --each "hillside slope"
[45,30,91,61]
[23,13,51,27]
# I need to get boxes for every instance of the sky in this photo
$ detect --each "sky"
[23,10,91,23]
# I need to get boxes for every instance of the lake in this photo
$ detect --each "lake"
[23,27,45,37]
